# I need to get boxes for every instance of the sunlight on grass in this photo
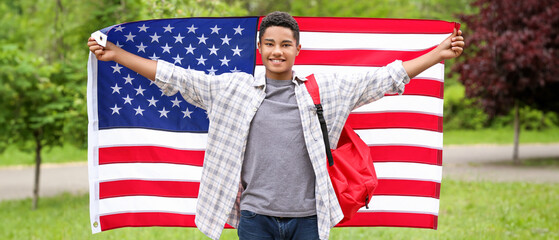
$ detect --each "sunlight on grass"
[1,180,557,239]
[0,144,86,166]
[444,128,559,145]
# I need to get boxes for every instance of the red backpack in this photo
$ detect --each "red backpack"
[304,74,378,224]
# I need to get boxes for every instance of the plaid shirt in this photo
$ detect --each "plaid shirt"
[154,60,410,240]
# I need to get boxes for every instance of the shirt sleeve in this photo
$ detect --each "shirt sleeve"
[335,60,411,111]
[154,60,232,110]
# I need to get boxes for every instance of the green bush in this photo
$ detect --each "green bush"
[444,83,559,131]
[443,84,488,130]
[490,106,559,130]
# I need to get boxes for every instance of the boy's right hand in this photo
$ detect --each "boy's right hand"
[88,37,119,62]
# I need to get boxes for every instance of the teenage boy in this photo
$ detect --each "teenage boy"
[88,11,464,240]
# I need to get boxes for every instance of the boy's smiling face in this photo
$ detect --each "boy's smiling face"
[258,26,301,80]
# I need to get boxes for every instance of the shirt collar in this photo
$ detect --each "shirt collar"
[252,70,309,87]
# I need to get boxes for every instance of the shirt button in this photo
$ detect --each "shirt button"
[253,107,258,112]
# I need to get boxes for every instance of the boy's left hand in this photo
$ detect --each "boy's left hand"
[437,29,464,60]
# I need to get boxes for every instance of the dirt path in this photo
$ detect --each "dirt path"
[1,144,558,201]
[442,144,559,183]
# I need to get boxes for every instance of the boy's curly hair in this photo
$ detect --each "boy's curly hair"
[259,11,300,44]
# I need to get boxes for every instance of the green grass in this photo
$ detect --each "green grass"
[444,127,559,145]
[1,180,558,240]
[0,144,86,166]
[488,157,559,168]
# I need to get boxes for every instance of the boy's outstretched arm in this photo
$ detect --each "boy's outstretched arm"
[402,29,464,79]
[88,37,157,81]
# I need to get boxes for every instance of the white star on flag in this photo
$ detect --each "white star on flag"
[171,97,182,107]
[220,56,230,66]
[150,33,161,43]
[221,35,231,45]
[196,55,207,65]
[232,45,243,56]
[134,106,145,116]
[207,66,218,75]
[149,53,160,60]
[163,24,174,33]
[136,42,147,53]
[111,63,123,73]
[187,24,197,33]
[125,32,136,42]
[134,85,146,96]
[111,83,122,94]
[210,25,221,34]
[197,34,208,44]
[161,43,172,53]
[138,24,149,32]
[122,94,133,105]
[110,104,121,115]
[123,74,134,85]
[173,54,184,64]
[158,107,170,118]
[174,33,185,43]
[208,45,219,55]
[182,107,193,118]
[147,96,158,107]
[185,44,196,55]
[114,25,124,32]
[233,25,244,35]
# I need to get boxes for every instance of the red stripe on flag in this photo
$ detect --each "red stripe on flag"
[337,212,437,229]
[99,179,438,199]
[99,180,200,199]
[385,78,443,98]
[376,179,440,199]
[370,146,442,165]
[258,17,456,34]
[100,212,233,231]
[99,146,205,166]
[100,212,197,231]
[347,112,442,132]
[256,48,437,67]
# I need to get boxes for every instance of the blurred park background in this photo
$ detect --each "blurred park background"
[0,0,558,239]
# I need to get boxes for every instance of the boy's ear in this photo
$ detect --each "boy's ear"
[296,44,301,56]
[257,41,261,54]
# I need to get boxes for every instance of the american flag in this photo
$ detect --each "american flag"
[87,16,457,233]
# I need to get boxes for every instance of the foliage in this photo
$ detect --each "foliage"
[0,45,66,152]
[142,0,248,19]
[443,128,559,145]
[444,84,488,130]
[0,143,87,166]
[454,0,559,118]
[1,180,558,239]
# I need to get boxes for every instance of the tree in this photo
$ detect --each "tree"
[454,0,559,162]
[0,46,71,209]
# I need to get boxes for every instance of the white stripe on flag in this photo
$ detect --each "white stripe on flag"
[353,96,443,116]
[356,128,443,149]
[255,64,444,81]
[97,162,440,182]
[359,196,440,215]
[97,195,438,217]
[299,32,451,51]
[98,128,208,149]
[99,196,197,215]
[374,162,442,182]
[98,163,203,182]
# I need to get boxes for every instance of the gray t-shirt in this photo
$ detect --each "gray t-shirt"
[240,78,317,217]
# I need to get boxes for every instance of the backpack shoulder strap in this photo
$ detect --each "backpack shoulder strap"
[304,74,334,166]
[304,74,321,105]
